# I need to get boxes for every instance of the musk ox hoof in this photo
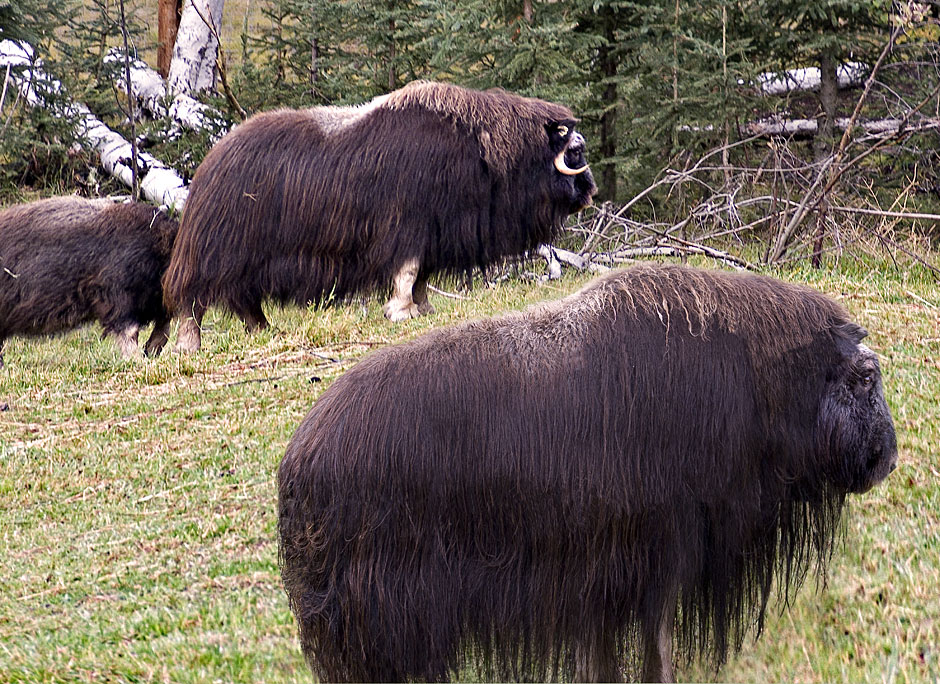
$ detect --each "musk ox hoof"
[383,300,427,322]
[143,338,167,358]
[384,304,420,322]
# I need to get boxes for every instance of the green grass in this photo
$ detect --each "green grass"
[1,259,938,683]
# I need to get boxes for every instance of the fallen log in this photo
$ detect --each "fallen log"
[1,39,189,209]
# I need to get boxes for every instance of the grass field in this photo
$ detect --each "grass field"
[0,256,938,683]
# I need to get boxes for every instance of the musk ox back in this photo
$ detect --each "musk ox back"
[277,264,898,682]
[163,80,597,352]
[0,196,179,365]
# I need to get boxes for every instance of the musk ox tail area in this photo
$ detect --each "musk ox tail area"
[162,80,597,352]
[0,196,178,362]
[278,264,897,682]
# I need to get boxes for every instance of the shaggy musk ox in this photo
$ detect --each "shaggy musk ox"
[0,196,178,364]
[162,80,596,352]
[277,264,898,682]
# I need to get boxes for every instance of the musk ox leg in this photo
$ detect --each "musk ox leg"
[0,339,4,368]
[640,602,676,683]
[237,302,269,333]
[143,316,171,357]
[573,629,622,683]
[383,258,433,322]
[412,273,436,316]
[174,302,206,353]
[112,324,143,359]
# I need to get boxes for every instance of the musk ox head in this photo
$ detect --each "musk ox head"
[820,323,897,494]
[547,122,595,212]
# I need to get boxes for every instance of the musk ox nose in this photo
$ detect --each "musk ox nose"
[567,132,585,153]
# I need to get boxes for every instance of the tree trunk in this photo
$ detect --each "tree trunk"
[598,14,618,201]
[387,16,396,91]
[105,48,222,138]
[811,52,837,268]
[167,0,225,96]
[157,0,182,78]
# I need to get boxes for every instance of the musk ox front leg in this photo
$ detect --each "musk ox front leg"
[640,599,676,683]
[382,258,435,322]
[174,301,207,354]
[574,629,622,682]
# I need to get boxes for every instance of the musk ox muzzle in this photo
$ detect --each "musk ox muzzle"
[554,130,590,176]
[277,264,896,683]
[162,80,597,353]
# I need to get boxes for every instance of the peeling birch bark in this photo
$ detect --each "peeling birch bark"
[167,0,225,96]
[753,62,868,96]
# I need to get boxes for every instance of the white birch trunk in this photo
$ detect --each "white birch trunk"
[167,0,225,96]
[105,48,223,139]
[1,39,189,209]
[755,62,868,96]
[743,116,935,138]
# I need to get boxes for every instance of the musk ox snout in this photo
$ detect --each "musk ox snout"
[550,128,596,210]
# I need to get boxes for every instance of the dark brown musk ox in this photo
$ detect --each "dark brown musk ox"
[0,196,179,365]
[277,264,898,683]
[162,80,597,352]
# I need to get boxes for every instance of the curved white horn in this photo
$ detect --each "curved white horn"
[553,148,589,176]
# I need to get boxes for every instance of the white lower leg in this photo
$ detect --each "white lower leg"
[174,316,202,353]
[383,258,423,322]
[114,324,142,359]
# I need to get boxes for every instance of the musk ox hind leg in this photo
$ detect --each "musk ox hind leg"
[383,258,434,321]
[143,315,171,357]
[110,323,143,359]
[233,299,269,333]
[573,628,623,683]
[412,273,436,316]
[640,598,677,683]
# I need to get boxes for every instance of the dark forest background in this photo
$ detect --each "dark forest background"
[3,0,940,268]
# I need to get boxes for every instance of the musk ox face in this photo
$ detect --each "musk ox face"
[820,324,898,494]
[546,120,596,212]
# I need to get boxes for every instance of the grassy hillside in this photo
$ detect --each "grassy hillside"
[0,257,937,683]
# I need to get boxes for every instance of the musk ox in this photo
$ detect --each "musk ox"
[0,196,179,364]
[277,264,898,682]
[162,80,597,352]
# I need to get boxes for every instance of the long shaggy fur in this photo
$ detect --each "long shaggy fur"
[278,264,897,682]
[0,196,178,361]
[162,80,596,321]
